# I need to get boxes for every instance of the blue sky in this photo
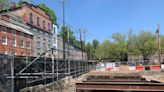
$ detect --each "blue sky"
[12,0,164,43]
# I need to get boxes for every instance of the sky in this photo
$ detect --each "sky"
[12,0,164,43]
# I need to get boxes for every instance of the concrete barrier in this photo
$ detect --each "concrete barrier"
[129,66,135,71]
[161,64,164,69]
[150,65,160,70]
[136,66,144,71]
[105,67,113,71]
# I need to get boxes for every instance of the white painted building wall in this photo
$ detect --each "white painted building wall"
[53,24,58,55]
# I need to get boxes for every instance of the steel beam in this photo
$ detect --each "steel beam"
[76,82,164,91]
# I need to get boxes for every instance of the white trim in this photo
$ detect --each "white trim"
[2,35,7,45]
[20,39,24,48]
[12,38,16,47]
[2,50,7,54]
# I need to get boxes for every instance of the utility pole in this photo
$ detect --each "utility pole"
[82,30,87,73]
[157,23,161,65]
[62,0,66,59]
[79,29,83,61]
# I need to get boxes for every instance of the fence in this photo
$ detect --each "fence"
[96,60,163,72]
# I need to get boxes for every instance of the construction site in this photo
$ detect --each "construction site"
[1,51,164,92]
[1,0,164,92]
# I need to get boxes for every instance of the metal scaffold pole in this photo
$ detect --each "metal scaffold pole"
[10,55,14,92]
[51,48,55,92]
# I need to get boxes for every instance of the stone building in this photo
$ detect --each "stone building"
[57,36,87,60]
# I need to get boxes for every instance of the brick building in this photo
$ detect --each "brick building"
[0,13,33,56]
[0,2,54,57]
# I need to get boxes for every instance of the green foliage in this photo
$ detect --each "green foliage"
[59,26,82,48]
[38,3,57,26]
[135,31,157,60]
[127,30,140,56]
[161,35,164,53]
[92,39,99,50]
[85,42,94,59]
[16,0,29,7]
[16,0,22,7]
[92,39,99,59]
[94,30,158,61]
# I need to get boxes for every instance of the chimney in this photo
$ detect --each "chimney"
[9,2,16,9]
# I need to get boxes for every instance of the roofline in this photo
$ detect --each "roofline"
[21,2,52,19]
[0,18,33,35]
[0,2,52,21]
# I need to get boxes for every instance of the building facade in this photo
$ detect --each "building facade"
[3,2,54,57]
[0,13,33,56]
[57,36,87,60]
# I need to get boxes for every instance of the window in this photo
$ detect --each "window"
[37,17,40,27]
[2,36,7,45]
[30,27,33,32]
[37,41,40,49]
[20,32,24,37]
[1,27,7,33]
[54,28,56,35]
[43,32,46,40]
[27,41,31,49]
[12,30,16,35]
[37,30,40,39]
[2,50,7,54]
[29,13,33,24]
[51,23,53,30]
[43,42,46,49]
[20,39,24,48]
[48,44,51,48]
[27,35,31,39]
[37,53,40,55]
[48,34,51,42]
[12,38,16,47]
[12,50,16,55]
[48,23,50,31]
[43,20,46,29]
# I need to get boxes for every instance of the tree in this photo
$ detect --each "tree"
[16,0,22,7]
[85,42,94,60]
[112,32,128,61]
[127,30,140,56]
[94,40,120,61]
[92,39,99,59]
[92,39,99,50]
[135,31,157,60]
[160,35,164,53]
[112,33,126,43]
[16,0,29,7]
[38,3,57,26]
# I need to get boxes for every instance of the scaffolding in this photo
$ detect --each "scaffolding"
[0,46,96,92]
